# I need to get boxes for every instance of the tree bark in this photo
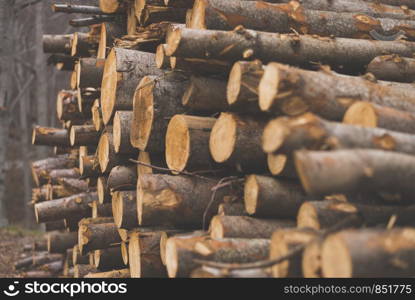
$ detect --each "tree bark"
[170,56,231,75]
[112,190,138,229]
[91,201,113,218]
[31,155,78,187]
[107,165,137,191]
[97,130,130,173]
[166,27,415,72]
[139,6,187,26]
[47,231,78,254]
[209,112,267,172]
[77,58,105,88]
[94,246,124,270]
[78,222,121,254]
[97,21,127,59]
[367,55,415,83]
[52,4,110,15]
[113,111,137,154]
[270,228,318,277]
[32,126,70,147]
[295,149,415,200]
[343,101,415,134]
[43,34,72,54]
[135,151,168,177]
[34,192,98,223]
[97,176,112,204]
[130,73,189,152]
[74,265,98,278]
[322,228,415,277]
[364,0,415,9]
[73,245,89,265]
[100,48,162,124]
[166,115,220,173]
[138,174,238,227]
[91,99,104,131]
[244,175,310,218]
[84,268,130,278]
[70,125,101,146]
[259,63,415,120]
[210,215,294,239]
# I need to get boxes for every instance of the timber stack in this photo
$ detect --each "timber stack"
[28,0,415,278]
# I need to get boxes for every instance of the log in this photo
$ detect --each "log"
[263,112,415,156]
[365,0,415,10]
[32,126,70,147]
[166,237,270,278]
[107,165,137,191]
[71,32,99,57]
[135,151,167,176]
[322,228,415,277]
[43,34,72,54]
[139,6,187,26]
[227,60,263,113]
[49,168,80,185]
[244,175,310,218]
[15,253,62,270]
[48,185,74,200]
[181,76,228,113]
[217,202,247,217]
[77,88,98,114]
[91,99,104,131]
[155,44,171,69]
[302,237,323,278]
[210,215,295,239]
[91,201,113,218]
[164,0,194,8]
[209,113,267,172]
[100,48,162,124]
[97,176,111,204]
[73,245,89,265]
[121,240,129,263]
[170,56,231,75]
[367,55,415,83]
[97,130,129,173]
[165,115,219,173]
[48,54,77,71]
[34,192,98,223]
[56,90,83,121]
[112,190,138,229]
[113,111,136,154]
[97,21,127,59]
[48,232,78,253]
[32,186,49,203]
[343,101,415,134]
[267,153,297,178]
[138,174,238,227]
[80,155,99,178]
[258,63,415,120]
[128,231,167,277]
[130,73,189,152]
[94,246,124,270]
[78,222,121,254]
[270,228,318,277]
[45,220,66,231]
[84,268,130,278]
[166,27,415,72]
[191,266,270,278]
[159,230,190,265]
[99,0,124,13]
[74,265,98,278]
[52,4,109,15]
[70,125,100,146]
[189,0,415,40]
[77,58,105,88]
[31,155,78,187]
[295,149,415,199]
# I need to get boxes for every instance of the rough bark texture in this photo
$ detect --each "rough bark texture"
[78,222,121,254]
[32,126,70,147]
[84,268,130,278]
[94,246,125,270]
[47,232,78,254]
[43,34,72,54]
[70,125,100,146]
[31,155,78,187]
[166,27,415,72]
[244,175,310,218]
[112,190,138,229]
[258,63,415,120]
[97,130,130,173]
[107,165,137,191]
[367,55,415,83]
[78,58,105,88]
[322,228,415,277]
[295,149,415,200]
[113,110,137,154]
[210,215,294,239]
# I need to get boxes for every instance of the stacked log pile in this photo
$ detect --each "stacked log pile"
[28,0,415,278]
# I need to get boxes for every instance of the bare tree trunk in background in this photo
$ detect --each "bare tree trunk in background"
[0,1,15,227]
[35,1,50,158]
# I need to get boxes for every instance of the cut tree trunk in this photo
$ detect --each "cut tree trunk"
[84,268,130,278]
[209,215,295,239]
[262,112,415,156]
[97,176,111,204]
[97,130,130,173]
[100,48,162,124]
[70,125,100,146]
[302,237,323,278]
[258,63,415,120]
[31,155,78,187]
[47,231,78,253]
[77,58,105,88]
[74,265,98,278]
[209,112,267,172]
[78,222,121,254]
[189,0,415,40]
[135,151,168,177]
[217,202,247,217]
[368,54,415,83]
[45,220,66,231]
[227,60,263,113]
[266,153,297,178]
[91,99,104,131]
[181,76,228,113]
[270,228,318,277]
[165,115,220,173]
[165,27,415,72]
[130,73,189,152]
[138,174,238,227]
[32,126,70,147]
[244,175,310,218]
[97,21,127,59]
[295,149,415,200]
[56,90,83,121]
[43,34,72,54]
[91,201,113,218]
[99,0,125,13]
[170,57,231,75]
[139,6,187,26]
[71,32,99,57]
[107,165,137,191]
[94,246,124,270]
[113,111,137,154]
[49,168,80,185]
[128,230,167,277]
[343,101,415,134]
[112,190,138,229]
[34,192,98,223]
[322,228,415,277]
[73,245,89,265]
